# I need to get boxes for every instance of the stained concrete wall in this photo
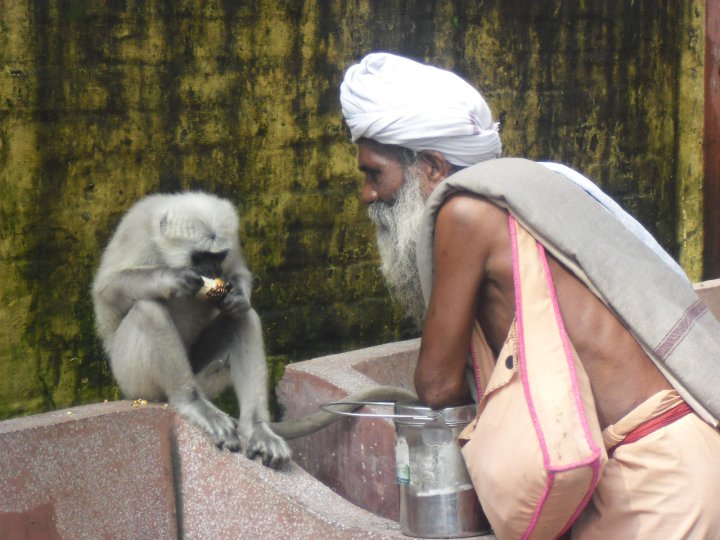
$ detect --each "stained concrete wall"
[0,1,707,418]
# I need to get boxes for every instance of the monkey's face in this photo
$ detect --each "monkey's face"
[191,250,228,279]
[155,202,237,272]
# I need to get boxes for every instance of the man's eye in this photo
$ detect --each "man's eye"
[365,171,379,183]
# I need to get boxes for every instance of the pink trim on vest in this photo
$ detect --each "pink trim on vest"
[469,339,485,401]
[509,216,550,539]
[536,236,603,536]
[509,215,603,538]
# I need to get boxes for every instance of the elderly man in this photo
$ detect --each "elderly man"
[340,52,720,539]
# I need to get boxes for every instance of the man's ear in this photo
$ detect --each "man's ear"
[418,150,454,189]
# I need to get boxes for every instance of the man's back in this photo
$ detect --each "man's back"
[419,192,671,428]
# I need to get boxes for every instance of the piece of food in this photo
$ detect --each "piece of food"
[198,276,229,299]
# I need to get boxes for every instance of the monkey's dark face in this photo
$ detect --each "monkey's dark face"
[191,250,228,279]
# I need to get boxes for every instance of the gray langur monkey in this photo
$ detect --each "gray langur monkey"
[92,191,291,468]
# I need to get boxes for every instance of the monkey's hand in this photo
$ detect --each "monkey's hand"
[166,268,204,298]
[217,284,251,319]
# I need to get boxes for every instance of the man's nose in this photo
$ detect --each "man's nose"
[361,182,378,204]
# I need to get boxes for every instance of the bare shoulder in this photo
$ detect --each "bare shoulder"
[436,193,506,227]
[434,193,509,258]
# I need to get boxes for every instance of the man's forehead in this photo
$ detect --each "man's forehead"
[357,143,402,171]
[358,138,392,155]
[358,138,412,166]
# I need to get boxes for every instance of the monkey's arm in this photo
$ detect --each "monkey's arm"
[94,267,203,318]
[270,386,418,440]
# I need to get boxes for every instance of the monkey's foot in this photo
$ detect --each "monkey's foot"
[173,395,242,452]
[246,422,292,469]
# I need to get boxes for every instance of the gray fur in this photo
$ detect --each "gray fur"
[93,192,291,468]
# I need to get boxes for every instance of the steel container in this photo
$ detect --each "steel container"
[394,403,491,538]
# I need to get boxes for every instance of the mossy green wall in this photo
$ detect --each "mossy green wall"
[0,0,706,418]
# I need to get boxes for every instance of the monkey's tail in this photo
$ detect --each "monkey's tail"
[269,385,418,440]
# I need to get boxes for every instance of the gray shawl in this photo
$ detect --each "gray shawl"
[417,158,720,427]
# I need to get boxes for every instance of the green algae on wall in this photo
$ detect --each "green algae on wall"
[0,0,708,419]
[675,1,705,280]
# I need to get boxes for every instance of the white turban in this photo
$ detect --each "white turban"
[340,52,501,167]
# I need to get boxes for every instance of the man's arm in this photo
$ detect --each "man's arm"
[414,194,506,409]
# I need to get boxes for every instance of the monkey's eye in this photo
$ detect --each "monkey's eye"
[191,251,228,276]
[191,251,227,265]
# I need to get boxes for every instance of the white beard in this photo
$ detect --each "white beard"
[367,166,427,325]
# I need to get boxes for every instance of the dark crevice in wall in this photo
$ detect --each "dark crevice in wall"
[704,0,720,279]
[157,1,185,193]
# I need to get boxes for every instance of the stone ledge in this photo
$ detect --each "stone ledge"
[0,401,406,539]
[0,402,178,539]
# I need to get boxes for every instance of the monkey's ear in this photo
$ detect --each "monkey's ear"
[158,212,181,241]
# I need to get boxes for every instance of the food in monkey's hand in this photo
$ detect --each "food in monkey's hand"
[198,276,231,300]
